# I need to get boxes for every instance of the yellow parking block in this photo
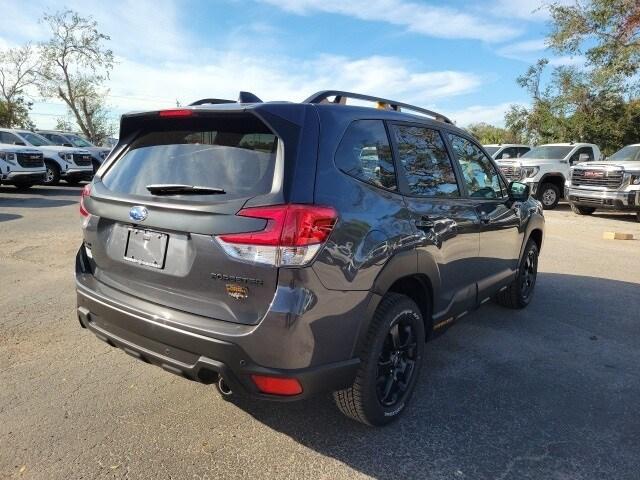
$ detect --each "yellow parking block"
[603,232,635,240]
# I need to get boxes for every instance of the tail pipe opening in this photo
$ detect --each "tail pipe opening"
[217,377,233,396]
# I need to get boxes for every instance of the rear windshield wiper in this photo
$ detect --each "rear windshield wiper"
[146,184,226,195]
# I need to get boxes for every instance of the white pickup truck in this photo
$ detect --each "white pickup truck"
[566,144,640,222]
[496,143,602,209]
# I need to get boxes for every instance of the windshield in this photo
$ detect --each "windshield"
[65,134,94,148]
[20,131,53,147]
[484,146,499,155]
[103,115,278,202]
[607,145,640,162]
[522,146,573,159]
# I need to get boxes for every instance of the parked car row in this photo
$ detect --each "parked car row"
[484,142,639,221]
[0,128,111,189]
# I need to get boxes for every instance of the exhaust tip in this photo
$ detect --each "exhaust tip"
[217,377,233,396]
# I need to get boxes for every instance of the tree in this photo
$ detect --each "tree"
[0,44,39,128]
[548,0,640,81]
[507,0,640,154]
[466,122,521,144]
[37,10,114,143]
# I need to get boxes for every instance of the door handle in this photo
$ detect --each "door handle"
[479,214,491,224]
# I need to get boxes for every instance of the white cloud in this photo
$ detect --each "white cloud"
[0,0,486,131]
[449,101,526,127]
[497,38,547,60]
[260,0,521,42]
[107,53,483,112]
[496,37,585,66]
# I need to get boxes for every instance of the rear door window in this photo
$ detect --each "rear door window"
[102,115,278,201]
[335,120,397,191]
[391,124,459,197]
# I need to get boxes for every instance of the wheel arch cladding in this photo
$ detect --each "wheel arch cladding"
[387,274,434,337]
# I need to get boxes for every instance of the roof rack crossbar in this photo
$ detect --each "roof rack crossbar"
[304,90,453,124]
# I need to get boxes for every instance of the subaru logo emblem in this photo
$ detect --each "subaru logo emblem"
[129,206,148,222]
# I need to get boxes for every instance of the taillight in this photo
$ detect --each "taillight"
[215,204,337,267]
[158,109,193,118]
[251,375,303,396]
[79,184,91,217]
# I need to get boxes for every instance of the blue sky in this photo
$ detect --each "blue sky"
[0,0,580,131]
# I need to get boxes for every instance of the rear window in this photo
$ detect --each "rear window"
[102,115,278,200]
[335,120,397,191]
[522,146,573,159]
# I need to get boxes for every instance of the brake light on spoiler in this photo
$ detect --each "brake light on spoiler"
[158,109,193,118]
[215,204,337,267]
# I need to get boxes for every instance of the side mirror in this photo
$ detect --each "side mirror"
[13,141,26,146]
[502,153,511,159]
[578,153,590,162]
[508,181,530,201]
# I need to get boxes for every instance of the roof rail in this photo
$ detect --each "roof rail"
[304,90,453,124]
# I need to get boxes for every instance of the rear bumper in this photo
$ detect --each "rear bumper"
[565,187,640,210]
[75,247,363,400]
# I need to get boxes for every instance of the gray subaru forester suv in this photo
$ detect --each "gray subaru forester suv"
[76,91,544,426]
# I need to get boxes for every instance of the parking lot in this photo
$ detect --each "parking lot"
[1,184,639,480]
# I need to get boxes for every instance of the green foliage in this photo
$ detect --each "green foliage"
[0,99,35,129]
[466,122,521,144]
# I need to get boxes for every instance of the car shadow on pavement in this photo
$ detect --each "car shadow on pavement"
[0,185,79,207]
[592,212,639,223]
[229,273,640,479]
[0,213,22,223]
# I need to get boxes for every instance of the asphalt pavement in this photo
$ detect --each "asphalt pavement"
[1,184,639,479]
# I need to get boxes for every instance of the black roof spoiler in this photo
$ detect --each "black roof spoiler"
[190,91,264,106]
[304,90,453,124]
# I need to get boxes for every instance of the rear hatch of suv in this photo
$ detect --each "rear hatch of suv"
[82,105,318,325]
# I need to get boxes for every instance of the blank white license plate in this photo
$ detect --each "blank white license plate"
[124,228,168,269]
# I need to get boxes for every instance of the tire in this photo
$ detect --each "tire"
[537,183,560,210]
[636,212,640,223]
[333,293,425,426]
[570,204,596,215]
[496,239,539,309]
[43,162,60,186]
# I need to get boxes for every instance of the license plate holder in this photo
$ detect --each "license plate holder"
[124,228,168,269]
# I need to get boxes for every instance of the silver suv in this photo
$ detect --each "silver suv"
[566,144,640,221]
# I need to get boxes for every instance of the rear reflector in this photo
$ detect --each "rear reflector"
[79,184,91,217]
[215,204,337,267]
[251,375,303,396]
[158,109,193,118]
